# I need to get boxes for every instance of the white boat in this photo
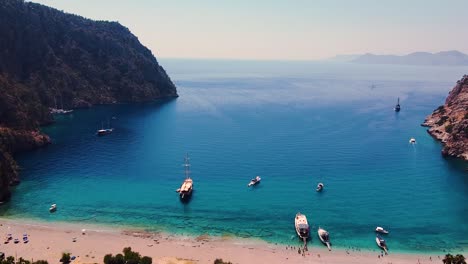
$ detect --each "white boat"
[316,183,324,192]
[97,121,113,136]
[248,176,261,187]
[317,227,331,251]
[409,138,416,144]
[375,226,389,234]
[295,212,310,249]
[376,235,388,254]
[176,154,193,200]
[49,204,57,212]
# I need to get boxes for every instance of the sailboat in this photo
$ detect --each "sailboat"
[394,98,401,112]
[176,154,193,201]
[97,120,113,136]
[50,96,73,115]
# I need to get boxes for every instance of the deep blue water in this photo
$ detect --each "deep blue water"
[2,60,467,254]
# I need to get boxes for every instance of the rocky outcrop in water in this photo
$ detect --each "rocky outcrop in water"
[422,75,468,160]
[0,0,178,202]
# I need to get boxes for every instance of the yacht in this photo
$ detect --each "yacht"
[409,138,416,144]
[176,154,193,200]
[317,227,331,251]
[248,176,261,187]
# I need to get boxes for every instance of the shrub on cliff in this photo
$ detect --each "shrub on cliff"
[445,124,454,133]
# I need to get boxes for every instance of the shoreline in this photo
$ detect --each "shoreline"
[0,218,451,264]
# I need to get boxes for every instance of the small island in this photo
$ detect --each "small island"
[422,75,468,160]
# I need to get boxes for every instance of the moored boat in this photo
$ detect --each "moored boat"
[376,235,388,254]
[316,182,324,192]
[176,154,193,201]
[97,121,113,136]
[248,176,261,187]
[375,226,389,234]
[295,212,310,249]
[49,204,57,212]
[317,227,331,250]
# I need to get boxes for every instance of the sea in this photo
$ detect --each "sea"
[1,59,467,254]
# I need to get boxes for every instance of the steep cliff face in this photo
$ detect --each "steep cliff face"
[0,0,178,202]
[422,75,468,160]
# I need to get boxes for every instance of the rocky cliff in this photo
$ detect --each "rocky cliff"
[0,0,178,202]
[422,75,468,160]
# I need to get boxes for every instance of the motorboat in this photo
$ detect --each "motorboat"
[375,226,389,234]
[409,138,416,144]
[49,204,57,212]
[248,176,261,187]
[295,212,310,248]
[376,235,388,254]
[176,154,193,201]
[316,183,324,192]
[317,227,331,251]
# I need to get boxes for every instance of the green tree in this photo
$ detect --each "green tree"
[443,254,466,264]
[32,261,49,264]
[214,259,232,264]
[140,256,152,264]
[60,253,71,264]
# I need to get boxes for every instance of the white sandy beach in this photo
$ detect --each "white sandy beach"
[0,219,442,264]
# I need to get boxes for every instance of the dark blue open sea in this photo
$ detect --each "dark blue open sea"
[2,60,467,254]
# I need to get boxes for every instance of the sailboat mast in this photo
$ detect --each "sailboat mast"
[184,154,191,179]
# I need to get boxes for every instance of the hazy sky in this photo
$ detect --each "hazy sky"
[30,0,468,60]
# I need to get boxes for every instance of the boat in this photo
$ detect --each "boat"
[97,121,113,136]
[394,97,401,112]
[375,226,389,234]
[248,176,261,187]
[316,182,324,192]
[176,154,193,200]
[376,235,388,254]
[317,227,331,251]
[409,138,416,144]
[50,96,73,115]
[49,204,57,212]
[295,213,310,249]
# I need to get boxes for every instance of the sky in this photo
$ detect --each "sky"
[30,0,468,60]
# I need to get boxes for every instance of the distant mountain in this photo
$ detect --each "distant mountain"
[351,51,468,66]
[326,54,361,62]
[0,0,178,202]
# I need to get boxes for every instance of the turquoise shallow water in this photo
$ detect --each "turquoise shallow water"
[1,60,467,254]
